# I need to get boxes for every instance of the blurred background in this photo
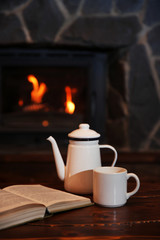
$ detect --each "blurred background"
[0,0,160,155]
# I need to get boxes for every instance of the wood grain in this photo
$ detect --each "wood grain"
[0,153,160,239]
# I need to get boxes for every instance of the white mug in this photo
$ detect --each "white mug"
[93,167,140,207]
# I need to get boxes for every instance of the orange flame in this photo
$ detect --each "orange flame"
[65,86,75,114]
[27,75,47,104]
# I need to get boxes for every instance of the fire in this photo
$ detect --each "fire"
[65,86,75,114]
[27,75,47,104]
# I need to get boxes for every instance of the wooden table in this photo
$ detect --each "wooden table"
[0,152,160,239]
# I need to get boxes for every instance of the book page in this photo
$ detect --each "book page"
[4,185,91,209]
[0,189,39,214]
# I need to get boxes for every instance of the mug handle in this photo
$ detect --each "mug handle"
[126,173,140,199]
[99,145,117,167]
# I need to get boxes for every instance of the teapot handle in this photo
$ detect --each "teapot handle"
[99,145,117,167]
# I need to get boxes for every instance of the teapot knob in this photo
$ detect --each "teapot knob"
[79,123,90,129]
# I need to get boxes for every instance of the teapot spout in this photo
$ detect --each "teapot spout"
[47,136,65,181]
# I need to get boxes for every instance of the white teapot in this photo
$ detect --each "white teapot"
[47,123,117,194]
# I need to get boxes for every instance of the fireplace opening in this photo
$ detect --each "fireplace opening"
[0,48,107,152]
[2,66,86,129]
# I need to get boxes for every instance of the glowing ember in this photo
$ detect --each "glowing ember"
[23,103,46,112]
[18,99,24,107]
[27,75,47,104]
[42,120,49,127]
[65,86,75,114]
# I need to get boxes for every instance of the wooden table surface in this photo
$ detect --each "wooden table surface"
[0,153,160,239]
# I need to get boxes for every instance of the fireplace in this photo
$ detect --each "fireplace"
[0,48,107,151]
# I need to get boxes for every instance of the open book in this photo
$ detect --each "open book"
[0,184,92,230]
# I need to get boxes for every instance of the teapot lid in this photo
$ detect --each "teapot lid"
[68,123,100,141]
